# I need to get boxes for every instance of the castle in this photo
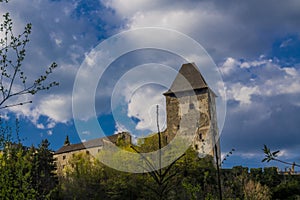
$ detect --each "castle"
[54,63,221,170]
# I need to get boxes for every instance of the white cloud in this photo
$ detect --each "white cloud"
[127,85,166,132]
[240,60,269,69]
[220,57,239,75]
[47,120,56,129]
[36,94,72,123]
[282,67,298,77]
[37,123,45,129]
[114,122,129,135]
[82,131,91,135]
[0,113,10,120]
[8,94,72,127]
[280,38,293,48]
[222,57,300,107]
[240,152,257,159]
[227,83,259,105]
[47,130,53,136]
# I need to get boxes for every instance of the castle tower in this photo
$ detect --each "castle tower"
[163,63,220,162]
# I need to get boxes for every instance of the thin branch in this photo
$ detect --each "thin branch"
[0,100,32,109]
[130,145,160,178]
[273,158,300,167]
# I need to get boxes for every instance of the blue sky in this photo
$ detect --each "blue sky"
[1,0,300,170]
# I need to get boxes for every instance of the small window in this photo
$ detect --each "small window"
[189,103,194,109]
[199,133,202,140]
[62,155,66,160]
[195,144,199,150]
[86,150,90,155]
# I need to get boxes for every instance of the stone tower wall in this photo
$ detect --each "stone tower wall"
[165,89,219,159]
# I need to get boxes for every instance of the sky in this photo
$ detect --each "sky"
[0,0,300,170]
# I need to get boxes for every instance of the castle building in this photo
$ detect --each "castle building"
[163,63,220,162]
[54,63,221,169]
[53,132,131,171]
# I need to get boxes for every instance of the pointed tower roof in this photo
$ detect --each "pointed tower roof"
[64,135,70,146]
[164,63,208,95]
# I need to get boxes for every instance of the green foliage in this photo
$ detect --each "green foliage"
[58,143,220,200]
[262,144,280,163]
[0,143,37,199]
[273,180,300,199]
[0,120,58,199]
[262,145,300,167]
[57,143,300,199]
[243,180,271,200]
[60,152,107,199]
[33,139,58,199]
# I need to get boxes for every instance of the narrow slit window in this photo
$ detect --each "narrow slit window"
[189,103,195,109]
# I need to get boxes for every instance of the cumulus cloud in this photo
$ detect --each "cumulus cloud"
[220,56,300,163]
[104,0,300,61]
[220,57,240,75]
[220,57,300,107]
[127,85,166,132]
[227,83,259,105]
[0,0,123,128]
[35,94,72,123]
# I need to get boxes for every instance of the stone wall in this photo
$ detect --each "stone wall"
[164,88,219,160]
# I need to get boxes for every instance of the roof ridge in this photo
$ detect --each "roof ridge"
[164,63,208,95]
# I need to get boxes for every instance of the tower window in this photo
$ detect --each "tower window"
[189,103,195,109]
[199,133,202,140]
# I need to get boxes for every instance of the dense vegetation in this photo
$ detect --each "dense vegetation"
[1,122,300,200]
[0,136,58,199]
[57,136,300,200]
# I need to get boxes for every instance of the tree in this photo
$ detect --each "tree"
[129,105,186,200]
[60,152,108,199]
[243,180,271,200]
[273,180,300,199]
[0,143,37,199]
[0,0,58,110]
[33,139,58,199]
[0,122,59,199]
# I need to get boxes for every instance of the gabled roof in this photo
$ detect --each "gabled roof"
[54,133,129,155]
[164,63,208,95]
[54,138,103,155]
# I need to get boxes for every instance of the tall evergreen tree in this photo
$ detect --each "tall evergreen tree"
[33,139,58,199]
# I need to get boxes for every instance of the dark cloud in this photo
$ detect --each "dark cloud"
[105,0,300,62]
[221,93,300,154]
